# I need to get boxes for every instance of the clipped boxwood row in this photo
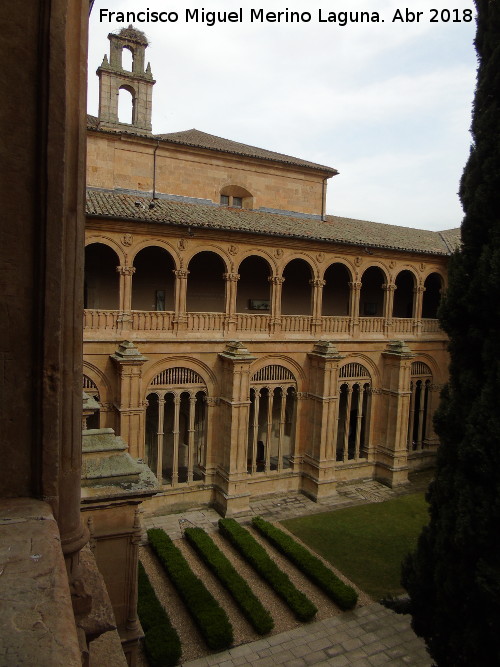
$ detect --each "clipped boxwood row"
[184,527,274,635]
[218,518,317,622]
[137,561,182,667]
[252,516,358,610]
[147,528,233,651]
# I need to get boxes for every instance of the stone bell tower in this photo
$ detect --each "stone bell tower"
[97,26,155,134]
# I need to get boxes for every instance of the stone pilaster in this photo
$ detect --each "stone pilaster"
[110,341,148,458]
[376,340,415,487]
[383,283,396,336]
[215,342,256,516]
[223,272,239,332]
[172,269,189,332]
[413,285,425,335]
[302,341,345,501]
[269,276,284,333]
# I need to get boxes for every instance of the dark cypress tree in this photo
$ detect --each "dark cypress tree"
[401,2,500,665]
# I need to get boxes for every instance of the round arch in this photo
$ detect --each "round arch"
[187,251,227,313]
[250,355,306,389]
[237,255,273,313]
[281,257,314,315]
[322,262,352,316]
[393,269,416,318]
[143,356,218,398]
[84,242,120,309]
[360,265,386,318]
[132,245,176,311]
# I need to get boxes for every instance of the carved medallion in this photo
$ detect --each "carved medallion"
[121,233,133,246]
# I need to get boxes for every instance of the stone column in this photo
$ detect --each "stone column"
[265,387,274,472]
[216,342,256,516]
[223,272,240,333]
[269,276,284,334]
[187,395,197,483]
[116,265,136,335]
[171,395,181,485]
[413,285,425,335]
[377,340,415,486]
[310,279,326,335]
[277,388,286,473]
[303,341,345,501]
[110,341,148,458]
[202,396,219,484]
[348,281,362,337]
[383,283,396,337]
[173,269,189,332]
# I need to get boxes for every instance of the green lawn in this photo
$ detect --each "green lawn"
[281,493,429,601]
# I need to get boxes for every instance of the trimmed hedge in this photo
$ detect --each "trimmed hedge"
[252,516,358,610]
[184,527,274,635]
[218,518,317,622]
[137,561,182,667]
[147,528,233,651]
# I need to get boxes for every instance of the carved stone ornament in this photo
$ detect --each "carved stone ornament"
[389,260,396,270]
[419,262,426,272]
[178,238,187,251]
[316,252,325,263]
[121,233,133,246]
[354,256,362,267]
[275,248,284,259]
[228,245,238,255]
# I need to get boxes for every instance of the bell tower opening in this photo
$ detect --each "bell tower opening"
[96,25,155,134]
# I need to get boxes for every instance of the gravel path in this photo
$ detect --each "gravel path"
[138,522,370,665]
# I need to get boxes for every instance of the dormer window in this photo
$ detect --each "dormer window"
[219,186,252,209]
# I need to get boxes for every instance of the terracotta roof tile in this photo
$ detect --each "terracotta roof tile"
[86,189,459,256]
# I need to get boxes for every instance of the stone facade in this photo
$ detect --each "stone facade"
[84,28,453,518]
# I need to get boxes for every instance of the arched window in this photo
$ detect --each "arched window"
[84,243,120,309]
[145,367,207,486]
[322,263,350,316]
[281,259,313,315]
[422,273,443,319]
[336,363,371,462]
[360,266,385,317]
[132,246,175,311]
[187,252,226,312]
[393,270,415,318]
[248,365,296,474]
[237,256,271,313]
[408,362,433,451]
[219,185,253,209]
[83,374,100,429]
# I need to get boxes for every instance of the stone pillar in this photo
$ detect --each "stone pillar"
[302,341,345,501]
[173,269,189,332]
[383,283,396,337]
[413,285,425,335]
[223,272,239,333]
[110,341,148,458]
[348,281,362,337]
[116,265,136,312]
[310,279,326,335]
[269,276,284,334]
[215,342,256,516]
[377,340,415,487]
[201,396,218,484]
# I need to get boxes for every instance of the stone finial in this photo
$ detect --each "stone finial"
[309,340,344,359]
[100,53,109,67]
[219,341,256,361]
[111,340,147,362]
[384,340,414,357]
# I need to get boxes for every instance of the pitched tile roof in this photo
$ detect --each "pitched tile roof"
[86,116,337,174]
[154,128,338,174]
[86,189,459,256]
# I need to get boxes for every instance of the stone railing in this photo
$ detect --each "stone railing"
[187,312,225,332]
[321,316,351,334]
[422,318,441,332]
[393,318,414,334]
[84,309,120,330]
[359,317,385,333]
[281,315,313,333]
[235,313,270,332]
[131,310,174,331]
[83,310,444,339]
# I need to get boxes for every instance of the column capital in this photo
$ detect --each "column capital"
[309,279,326,288]
[116,265,136,276]
[173,269,189,279]
[382,283,396,291]
[348,281,362,290]
[269,276,285,285]
[223,272,240,282]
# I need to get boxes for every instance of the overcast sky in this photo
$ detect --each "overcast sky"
[88,0,477,231]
